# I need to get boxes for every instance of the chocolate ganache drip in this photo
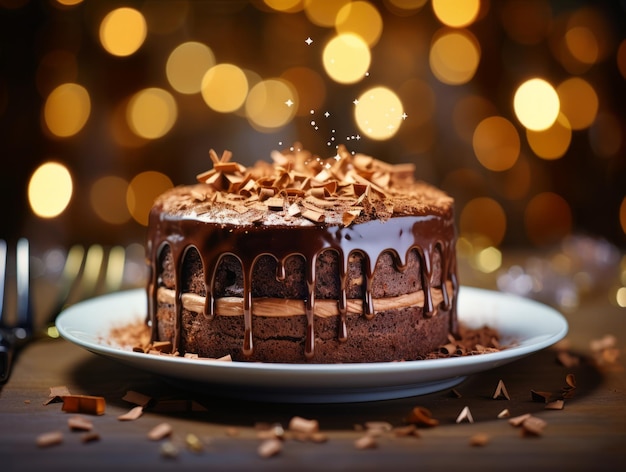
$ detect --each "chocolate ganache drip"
[146,145,458,360]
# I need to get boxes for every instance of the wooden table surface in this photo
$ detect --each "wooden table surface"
[1,252,625,471]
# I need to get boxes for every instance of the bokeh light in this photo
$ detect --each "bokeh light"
[472,116,520,171]
[127,88,177,139]
[99,7,147,57]
[43,83,90,138]
[263,0,303,13]
[384,0,428,16]
[245,78,297,131]
[459,197,507,246]
[166,42,216,95]
[305,0,350,27]
[556,77,598,130]
[617,40,626,80]
[335,1,383,47]
[201,63,249,113]
[281,67,326,117]
[431,0,480,28]
[513,78,560,131]
[28,162,73,218]
[322,33,371,84]
[429,29,480,85]
[354,86,404,140]
[589,112,623,159]
[90,176,131,225]
[525,192,573,246]
[126,171,173,226]
[526,113,571,160]
[619,196,626,234]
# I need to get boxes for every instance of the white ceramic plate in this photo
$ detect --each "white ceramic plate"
[56,287,567,403]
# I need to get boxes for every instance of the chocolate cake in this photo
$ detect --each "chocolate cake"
[146,144,458,363]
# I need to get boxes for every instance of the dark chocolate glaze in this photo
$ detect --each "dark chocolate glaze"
[146,207,458,360]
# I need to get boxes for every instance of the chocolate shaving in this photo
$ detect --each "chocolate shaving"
[497,408,510,419]
[469,433,490,447]
[122,390,152,407]
[68,415,93,431]
[493,379,511,400]
[288,416,319,435]
[118,405,144,421]
[147,422,172,441]
[455,406,474,424]
[545,400,564,410]
[36,431,63,448]
[62,395,106,415]
[354,435,378,450]
[406,406,439,427]
[258,438,282,458]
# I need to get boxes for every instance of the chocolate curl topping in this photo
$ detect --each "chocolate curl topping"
[196,144,415,201]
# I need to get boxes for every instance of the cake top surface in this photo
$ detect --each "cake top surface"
[153,144,453,227]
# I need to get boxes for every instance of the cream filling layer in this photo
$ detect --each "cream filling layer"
[156,282,452,318]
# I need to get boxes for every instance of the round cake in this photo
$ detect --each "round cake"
[146,144,458,363]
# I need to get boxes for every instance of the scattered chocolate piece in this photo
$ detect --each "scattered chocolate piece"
[469,433,490,447]
[521,416,547,436]
[497,408,511,419]
[288,416,319,435]
[185,433,204,453]
[545,400,564,410]
[24,400,31,405]
[257,424,285,440]
[44,385,71,405]
[354,434,378,450]
[122,390,152,407]
[257,438,282,458]
[81,432,101,443]
[556,350,580,367]
[147,422,173,441]
[68,415,94,431]
[308,432,328,443]
[508,413,532,427]
[393,424,420,438]
[62,395,106,415]
[530,390,553,403]
[36,431,63,448]
[406,406,439,427]
[492,379,510,400]
[448,388,462,398]
[160,441,179,458]
[118,405,144,421]
[225,427,240,437]
[565,373,577,389]
[364,421,393,434]
[455,406,474,424]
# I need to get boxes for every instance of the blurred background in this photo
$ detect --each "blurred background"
[0,0,625,308]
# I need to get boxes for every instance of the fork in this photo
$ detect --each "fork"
[44,243,127,338]
[0,238,33,383]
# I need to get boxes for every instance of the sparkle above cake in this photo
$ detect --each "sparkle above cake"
[146,144,458,363]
